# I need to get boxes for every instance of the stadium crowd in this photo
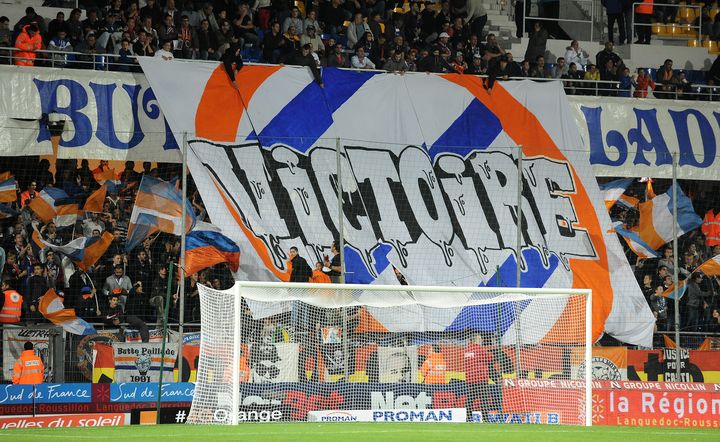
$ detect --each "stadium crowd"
[1,2,719,96]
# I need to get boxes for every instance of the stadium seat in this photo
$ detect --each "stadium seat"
[710,7,719,20]
[652,23,665,34]
[678,5,697,23]
[688,38,700,47]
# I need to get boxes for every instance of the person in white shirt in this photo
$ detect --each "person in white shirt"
[564,40,588,70]
[155,39,174,60]
[351,46,376,70]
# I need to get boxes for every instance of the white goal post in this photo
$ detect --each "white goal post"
[189,281,592,426]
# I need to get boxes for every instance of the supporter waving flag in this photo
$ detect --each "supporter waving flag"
[0,172,17,203]
[599,178,634,210]
[93,168,121,194]
[28,187,79,227]
[636,184,702,251]
[695,255,720,276]
[612,222,660,260]
[185,221,240,276]
[33,228,114,271]
[83,184,107,213]
[125,175,196,252]
[39,288,97,335]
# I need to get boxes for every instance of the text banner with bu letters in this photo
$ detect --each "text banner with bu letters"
[138,58,655,347]
[568,96,720,180]
[0,65,180,162]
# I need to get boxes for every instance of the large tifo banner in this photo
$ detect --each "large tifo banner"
[0,65,180,162]
[568,96,720,180]
[139,58,654,346]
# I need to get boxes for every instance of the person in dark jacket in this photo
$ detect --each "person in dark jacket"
[288,247,312,282]
[523,22,548,66]
[285,44,323,87]
[222,43,244,86]
[488,54,513,90]
[602,0,626,44]
[418,47,453,73]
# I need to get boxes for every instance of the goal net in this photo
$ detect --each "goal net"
[188,281,592,426]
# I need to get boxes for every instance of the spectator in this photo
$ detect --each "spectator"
[288,246,312,282]
[25,263,48,322]
[178,15,198,59]
[83,212,106,237]
[488,54,513,90]
[529,55,547,78]
[596,42,623,74]
[524,22,548,67]
[14,7,45,35]
[158,14,179,48]
[14,24,43,67]
[133,30,156,57]
[618,66,633,97]
[351,46,376,70]
[66,9,84,46]
[384,50,408,73]
[198,3,220,33]
[685,272,709,330]
[465,53,486,75]
[300,25,324,56]
[672,70,694,100]
[262,21,284,63]
[321,0,347,35]
[102,290,123,327]
[140,0,164,27]
[347,12,370,49]
[0,279,22,323]
[419,46,452,73]
[116,39,135,71]
[76,33,103,69]
[599,59,619,96]
[198,19,219,60]
[326,42,348,68]
[286,44,324,86]
[603,0,626,45]
[707,55,720,86]
[283,7,304,36]
[233,3,259,47]
[310,262,332,283]
[48,29,73,67]
[103,264,133,309]
[19,182,37,207]
[304,9,321,35]
[551,57,568,78]
[656,58,676,99]
[518,59,532,77]
[564,40,588,71]
[633,68,655,97]
[47,12,70,43]
[634,0,653,44]
[280,24,300,60]
[483,34,505,68]
[582,64,600,95]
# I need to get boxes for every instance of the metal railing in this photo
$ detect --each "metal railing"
[0,46,718,101]
[632,2,703,46]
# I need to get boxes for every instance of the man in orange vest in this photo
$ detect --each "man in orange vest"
[634,0,654,44]
[0,279,23,323]
[421,344,448,384]
[14,23,43,66]
[702,210,720,247]
[13,342,44,384]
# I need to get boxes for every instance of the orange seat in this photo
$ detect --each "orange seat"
[652,23,665,34]
[678,6,697,22]
[668,23,682,35]
[688,39,700,47]
[710,8,719,20]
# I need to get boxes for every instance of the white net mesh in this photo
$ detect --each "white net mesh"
[188,282,591,425]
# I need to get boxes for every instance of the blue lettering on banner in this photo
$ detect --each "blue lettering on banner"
[482,412,560,424]
[372,409,453,422]
[581,105,720,171]
[31,78,178,151]
[109,383,195,402]
[0,383,194,405]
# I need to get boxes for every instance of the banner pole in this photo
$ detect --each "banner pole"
[156,261,174,424]
[337,137,349,382]
[514,146,523,377]
[672,152,681,380]
[178,131,188,383]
